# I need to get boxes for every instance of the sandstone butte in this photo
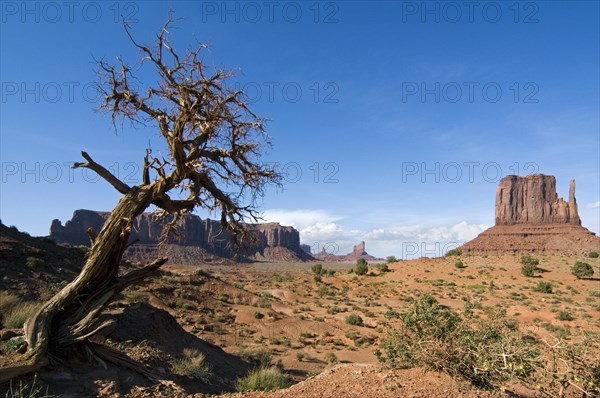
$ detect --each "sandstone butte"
[459,174,600,255]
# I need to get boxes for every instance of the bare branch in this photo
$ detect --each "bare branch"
[73,151,130,194]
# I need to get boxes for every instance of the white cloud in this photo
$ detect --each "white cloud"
[586,201,600,209]
[364,221,487,243]
[262,208,488,259]
[261,209,360,255]
[364,221,488,258]
[261,209,342,231]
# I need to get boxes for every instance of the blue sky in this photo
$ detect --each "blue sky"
[1,1,599,258]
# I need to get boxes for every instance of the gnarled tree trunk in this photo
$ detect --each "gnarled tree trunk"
[1,184,166,382]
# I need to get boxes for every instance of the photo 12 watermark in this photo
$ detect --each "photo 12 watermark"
[1,160,341,186]
[1,1,139,24]
[401,81,539,104]
[399,1,540,24]
[198,1,340,24]
[1,81,102,104]
[230,81,339,104]
[400,161,540,183]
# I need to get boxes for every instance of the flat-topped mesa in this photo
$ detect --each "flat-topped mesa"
[495,174,581,226]
[49,210,312,262]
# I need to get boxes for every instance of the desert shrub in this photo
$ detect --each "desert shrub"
[571,261,594,279]
[557,311,574,321]
[521,255,539,267]
[124,291,148,303]
[530,333,600,397]
[25,257,44,268]
[345,314,364,326]
[374,263,389,273]
[128,340,168,365]
[445,249,462,256]
[313,274,322,283]
[521,263,537,277]
[238,347,272,368]
[454,260,465,269]
[375,294,537,388]
[310,263,323,275]
[324,352,338,364]
[1,300,41,329]
[386,256,398,263]
[327,305,345,315]
[2,375,51,398]
[5,336,25,351]
[236,366,287,392]
[171,348,213,383]
[532,281,553,294]
[384,308,400,319]
[588,251,599,258]
[521,256,540,277]
[354,259,368,276]
[253,311,264,320]
[0,292,20,314]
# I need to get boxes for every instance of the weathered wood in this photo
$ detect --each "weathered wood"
[20,184,160,369]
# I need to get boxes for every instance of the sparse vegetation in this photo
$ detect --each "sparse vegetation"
[571,261,594,279]
[354,259,369,276]
[310,263,323,275]
[376,294,537,388]
[324,352,338,364]
[557,310,574,321]
[454,260,465,269]
[2,376,53,398]
[238,347,273,368]
[171,348,213,383]
[0,294,41,329]
[386,256,398,263]
[345,314,364,326]
[532,281,553,294]
[588,251,599,258]
[5,336,26,351]
[520,255,540,277]
[25,256,44,268]
[373,263,389,273]
[236,366,288,392]
[445,249,462,256]
[521,255,540,267]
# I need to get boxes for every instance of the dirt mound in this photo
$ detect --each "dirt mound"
[103,302,250,393]
[460,224,600,255]
[219,364,499,398]
[1,302,251,397]
[0,222,86,299]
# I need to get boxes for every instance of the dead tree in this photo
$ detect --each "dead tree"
[1,15,279,382]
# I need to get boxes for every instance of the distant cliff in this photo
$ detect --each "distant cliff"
[49,210,313,263]
[314,241,383,262]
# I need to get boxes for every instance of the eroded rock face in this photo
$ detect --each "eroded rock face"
[49,210,312,262]
[495,175,580,225]
[353,241,367,256]
[460,174,598,255]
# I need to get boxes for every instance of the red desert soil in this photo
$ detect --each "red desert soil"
[218,364,510,398]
